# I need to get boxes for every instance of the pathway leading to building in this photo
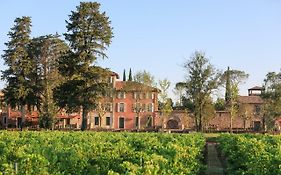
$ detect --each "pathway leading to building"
[205,142,224,175]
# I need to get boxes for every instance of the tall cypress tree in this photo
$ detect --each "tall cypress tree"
[123,69,126,81]
[225,66,231,106]
[2,16,34,130]
[54,2,113,131]
[128,68,133,81]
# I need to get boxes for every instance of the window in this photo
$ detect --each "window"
[3,117,6,124]
[146,92,153,99]
[108,77,113,83]
[94,117,100,126]
[106,117,111,126]
[106,91,113,98]
[151,93,154,99]
[135,116,139,128]
[118,103,125,112]
[147,103,154,112]
[133,92,137,99]
[105,103,113,112]
[66,119,70,125]
[133,92,143,99]
[146,116,152,127]
[118,91,126,99]
[119,117,125,129]
[255,105,261,115]
[132,103,142,112]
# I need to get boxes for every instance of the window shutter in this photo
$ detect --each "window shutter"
[132,103,136,112]
[151,103,154,112]
[124,103,126,112]
[116,103,119,112]
[109,103,113,112]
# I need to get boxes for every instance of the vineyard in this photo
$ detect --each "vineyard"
[0,132,205,175]
[218,134,281,175]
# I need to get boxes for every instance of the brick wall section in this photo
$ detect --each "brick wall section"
[208,111,262,130]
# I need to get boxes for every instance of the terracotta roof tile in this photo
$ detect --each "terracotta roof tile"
[238,95,263,104]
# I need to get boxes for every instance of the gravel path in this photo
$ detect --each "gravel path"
[205,142,224,175]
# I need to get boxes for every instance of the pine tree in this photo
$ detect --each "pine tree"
[2,16,34,130]
[29,34,69,129]
[128,68,133,81]
[123,69,126,81]
[54,2,113,131]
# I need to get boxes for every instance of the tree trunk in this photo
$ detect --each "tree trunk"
[195,114,199,132]
[20,105,26,131]
[81,107,88,131]
[199,114,203,132]
[230,116,233,133]
[198,104,203,132]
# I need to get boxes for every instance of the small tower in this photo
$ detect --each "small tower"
[248,86,263,96]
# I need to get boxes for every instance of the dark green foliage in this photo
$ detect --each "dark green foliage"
[0,131,205,175]
[29,34,69,129]
[123,69,126,81]
[181,96,195,111]
[128,68,133,81]
[54,2,113,130]
[214,98,226,111]
[1,16,34,129]
[64,2,113,61]
[225,66,231,106]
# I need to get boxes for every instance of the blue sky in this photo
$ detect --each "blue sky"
[1,0,281,99]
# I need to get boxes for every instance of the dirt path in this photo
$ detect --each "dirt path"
[205,142,224,175]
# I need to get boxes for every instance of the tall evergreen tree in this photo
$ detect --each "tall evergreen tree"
[225,66,231,106]
[128,68,133,81]
[54,2,113,131]
[221,67,248,132]
[123,69,126,81]
[29,34,69,129]
[2,16,34,130]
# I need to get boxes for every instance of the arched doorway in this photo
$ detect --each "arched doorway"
[167,119,179,129]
